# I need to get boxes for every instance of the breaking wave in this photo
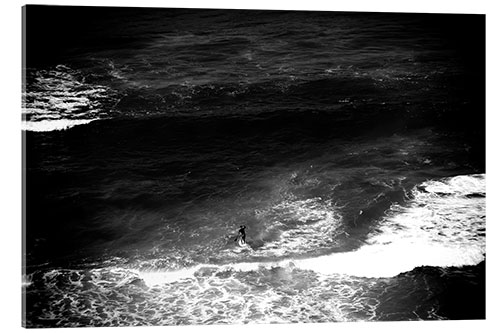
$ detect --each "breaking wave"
[137,174,485,284]
[22,65,119,132]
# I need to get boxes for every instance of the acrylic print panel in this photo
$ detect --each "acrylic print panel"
[22,4,485,328]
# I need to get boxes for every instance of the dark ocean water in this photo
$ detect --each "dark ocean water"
[22,6,485,327]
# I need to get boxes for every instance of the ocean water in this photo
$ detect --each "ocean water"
[22,6,485,327]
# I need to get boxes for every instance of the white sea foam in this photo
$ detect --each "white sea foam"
[296,174,486,277]
[136,261,290,287]
[137,266,203,286]
[37,172,481,326]
[22,119,97,132]
[137,174,485,285]
[257,198,343,254]
[23,65,117,132]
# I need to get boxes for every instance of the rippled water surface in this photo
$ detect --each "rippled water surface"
[23,6,485,327]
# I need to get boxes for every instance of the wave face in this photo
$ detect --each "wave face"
[296,174,486,277]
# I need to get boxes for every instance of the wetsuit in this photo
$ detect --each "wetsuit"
[237,225,246,243]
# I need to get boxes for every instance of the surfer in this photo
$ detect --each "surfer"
[235,225,247,244]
